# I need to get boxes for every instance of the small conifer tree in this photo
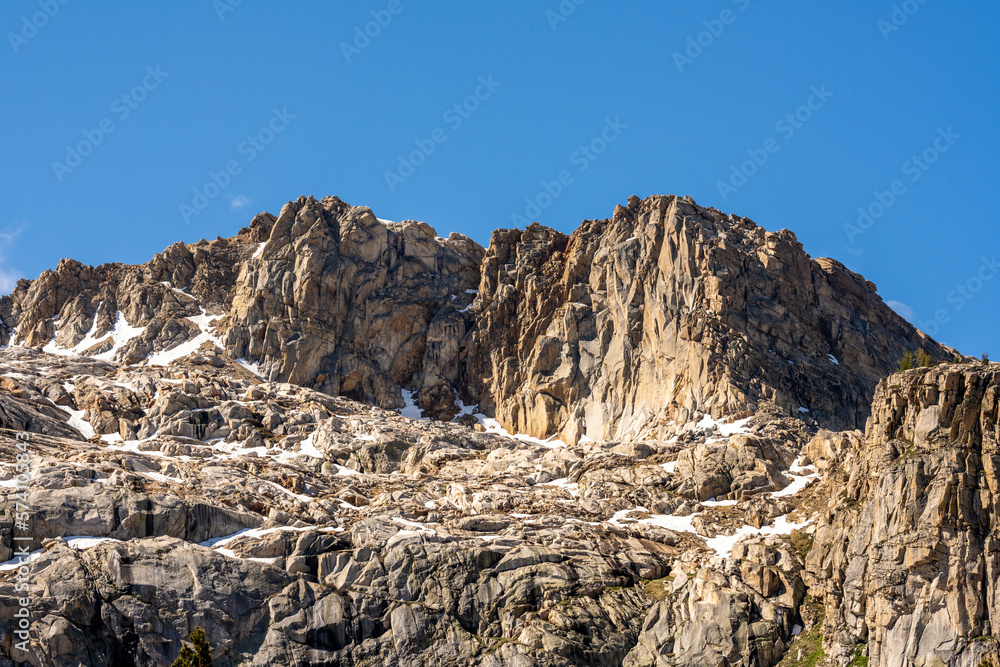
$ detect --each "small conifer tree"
[898,352,915,371]
[171,627,213,667]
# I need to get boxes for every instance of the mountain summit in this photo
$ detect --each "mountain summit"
[2,194,950,441]
[0,195,989,667]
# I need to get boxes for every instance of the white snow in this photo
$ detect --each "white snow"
[660,461,677,474]
[828,354,840,366]
[387,517,436,546]
[105,439,195,462]
[702,515,811,558]
[235,358,261,376]
[543,477,580,497]
[262,479,313,503]
[464,289,479,294]
[702,498,738,508]
[792,624,803,637]
[199,525,330,562]
[398,390,427,420]
[146,308,224,366]
[42,306,145,361]
[798,407,810,414]
[57,405,96,439]
[65,536,121,550]
[251,241,267,259]
[139,471,182,484]
[470,410,567,449]
[0,550,43,571]
[770,456,820,499]
[605,453,821,558]
[296,433,323,459]
[696,414,753,437]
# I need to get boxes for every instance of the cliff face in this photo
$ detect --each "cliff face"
[222,196,483,417]
[467,194,948,444]
[0,194,947,443]
[806,364,1000,667]
[0,193,981,667]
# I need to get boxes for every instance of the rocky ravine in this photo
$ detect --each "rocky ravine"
[0,194,989,667]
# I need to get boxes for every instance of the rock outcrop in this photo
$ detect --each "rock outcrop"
[466,195,950,445]
[224,196,483,417]
[0,192,982,667]
[806,363,1000,667]
[2,194,951,447]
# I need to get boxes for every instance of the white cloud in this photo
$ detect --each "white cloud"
[887,300,915,323]
[230,195,251,210]
[0,226,26,295]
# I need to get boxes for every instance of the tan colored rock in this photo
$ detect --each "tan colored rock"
[466,195,951,445]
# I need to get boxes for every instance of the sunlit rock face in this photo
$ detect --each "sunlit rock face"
[0,193,978,667]
[466,194,948,445]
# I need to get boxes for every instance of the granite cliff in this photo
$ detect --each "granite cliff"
[0,194,987,667]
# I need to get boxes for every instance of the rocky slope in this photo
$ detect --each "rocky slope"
[0,193,984,667]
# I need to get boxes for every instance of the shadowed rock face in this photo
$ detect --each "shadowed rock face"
[223,195,483,416]
[465,194,950,444]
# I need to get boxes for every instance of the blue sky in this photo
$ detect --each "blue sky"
[3,1,998,354]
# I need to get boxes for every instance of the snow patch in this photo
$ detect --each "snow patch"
[57,405,96,439]
[543,477,580,497]
[398,390,427,420]
[42,306,145,361]
[235,358,262,376]
[146,308,224,366]
[771,456,820,499]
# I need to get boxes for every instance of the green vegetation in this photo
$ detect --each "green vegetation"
[170,627,213,667]
[898,349,937,371]
[898,352,915,371]
[788,530,815,563]
[643,577,673,601]
[848,647,870,666]
[982,351,991,365]
[776,600,826,667]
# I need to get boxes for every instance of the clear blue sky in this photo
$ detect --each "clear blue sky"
[3,1,998,354]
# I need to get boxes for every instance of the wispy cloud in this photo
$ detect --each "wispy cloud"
[230,194,251,210]
[887,300,915,323]
[0,225,26,295]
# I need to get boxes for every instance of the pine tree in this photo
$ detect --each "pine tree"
[192,628,212,667]
[898,352,915,371]
[171,627,213,667]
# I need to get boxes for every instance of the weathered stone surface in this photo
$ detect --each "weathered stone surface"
[806,364,1000,667]
[0,193,982,667]
[465,195,950,444]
